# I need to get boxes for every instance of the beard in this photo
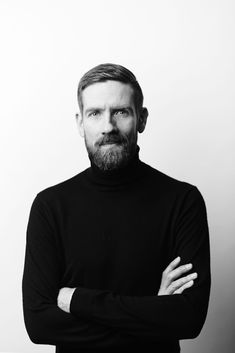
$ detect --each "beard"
[84,132,137,171]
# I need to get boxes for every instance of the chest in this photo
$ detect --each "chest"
[60,191,175,294]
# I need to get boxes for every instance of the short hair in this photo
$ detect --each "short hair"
[77,63,144,115]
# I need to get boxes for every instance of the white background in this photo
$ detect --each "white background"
[0,0,235,352]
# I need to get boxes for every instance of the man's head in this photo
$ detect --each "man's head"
[76,63,148,171]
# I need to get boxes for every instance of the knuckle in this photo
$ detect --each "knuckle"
[177,266,186,274]
[179,277,184,285]
[175,286,182,294]
[179,276,185,283]
[186,280,193,288]
[180,278,186,285]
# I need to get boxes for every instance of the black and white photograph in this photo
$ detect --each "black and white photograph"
[1,1,234,352]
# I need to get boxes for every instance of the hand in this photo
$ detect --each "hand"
[158,257,198,296]
[57,287,76,313]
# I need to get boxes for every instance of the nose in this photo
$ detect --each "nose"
[102,112,117,134]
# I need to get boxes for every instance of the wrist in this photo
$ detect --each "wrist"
[57,287,76,313]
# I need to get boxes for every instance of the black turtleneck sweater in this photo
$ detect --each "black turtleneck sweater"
[22,145,211,353]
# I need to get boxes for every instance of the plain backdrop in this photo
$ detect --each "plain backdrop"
[0,0,235,352]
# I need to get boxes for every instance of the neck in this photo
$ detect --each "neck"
[85,145,143,188]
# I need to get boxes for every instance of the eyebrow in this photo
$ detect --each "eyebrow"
[84,106,134,115]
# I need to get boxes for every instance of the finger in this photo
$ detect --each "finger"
[168,272,198,294]
[163,256,181,274]
[167,263,193,282]
[173,280,194,294]
[163,263,194,289]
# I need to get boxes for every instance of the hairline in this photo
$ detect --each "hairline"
[79,79,138,116]
[78,78,141,115]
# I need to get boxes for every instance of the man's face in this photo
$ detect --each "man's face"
[77,80,145,171]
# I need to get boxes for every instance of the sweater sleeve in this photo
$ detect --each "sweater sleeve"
[70,186,211,340]
[22,194,121,346]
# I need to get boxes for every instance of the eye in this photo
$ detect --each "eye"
[88,110,99,117]
[114,109,128,116]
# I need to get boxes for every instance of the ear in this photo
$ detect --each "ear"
[75,113,84,138]
[137,107,148,133]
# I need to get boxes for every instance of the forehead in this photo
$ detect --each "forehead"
[82,80,134,109]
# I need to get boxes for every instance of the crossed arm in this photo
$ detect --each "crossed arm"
[57,256,198,313]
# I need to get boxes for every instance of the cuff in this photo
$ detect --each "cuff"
[70,286,95,319]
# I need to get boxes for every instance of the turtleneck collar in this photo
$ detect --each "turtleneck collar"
[84,145,144,189]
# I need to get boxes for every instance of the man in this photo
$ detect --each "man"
[22,63,211,353]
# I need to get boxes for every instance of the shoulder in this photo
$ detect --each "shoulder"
[140,160,193,191]
[140,160,205,203]
[140,162,208,227]
[32,168,89,207]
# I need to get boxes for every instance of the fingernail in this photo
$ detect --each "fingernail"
[191,273,198,278]
[186,263,193,269]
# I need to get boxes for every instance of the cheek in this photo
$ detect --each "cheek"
[117,119,137,134]
[83,122,98,140]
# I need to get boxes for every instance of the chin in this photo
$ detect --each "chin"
[92,144,130,171]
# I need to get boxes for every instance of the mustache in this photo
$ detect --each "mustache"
[99,134,127,146]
